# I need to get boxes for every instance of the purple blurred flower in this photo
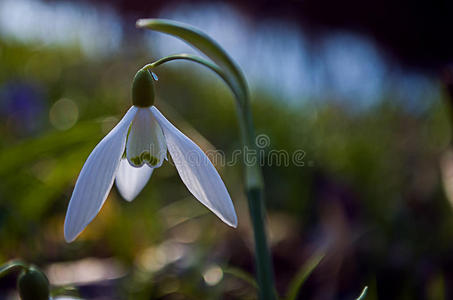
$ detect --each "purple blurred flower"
[0,80,46,135]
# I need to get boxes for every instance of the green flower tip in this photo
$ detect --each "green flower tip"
[131,151,159,167]
[17,266,50,300]
[131,156,141,166]
[148,155,159,166]
[132,68,155,107]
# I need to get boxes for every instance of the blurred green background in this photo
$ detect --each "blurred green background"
[1,0,453,299]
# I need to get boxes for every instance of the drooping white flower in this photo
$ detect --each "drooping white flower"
[64,69,237,242]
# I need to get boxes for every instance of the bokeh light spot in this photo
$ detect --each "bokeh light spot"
[203,265,223,286]
[49,98,79,130]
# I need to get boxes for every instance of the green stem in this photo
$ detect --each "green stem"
[247,188,277,300]
[143,54,239,99]
[145,55,276,299]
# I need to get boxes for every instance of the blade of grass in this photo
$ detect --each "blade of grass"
[223,266,258,289]
[50,285,80,298]
[356,286,368,300]
[0,260,27,278]
[285,251,325,300]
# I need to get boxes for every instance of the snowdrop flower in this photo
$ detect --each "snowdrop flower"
[64,69,237,242]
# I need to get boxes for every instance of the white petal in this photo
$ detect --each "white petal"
[64,106,138,242]
[126,107,167,168]
[115,158,153,201]
[151,106,237,227]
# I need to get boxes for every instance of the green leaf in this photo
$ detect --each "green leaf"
[0,121,101,177]
[356,286,368,300]
[223,266,258,289]
[136,18,248,104]
[285,251,325,300]
[0,260,27,278]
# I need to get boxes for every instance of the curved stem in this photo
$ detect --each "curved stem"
[143,54,240,101]
[146,52,276,299]
[137,19,248,100]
